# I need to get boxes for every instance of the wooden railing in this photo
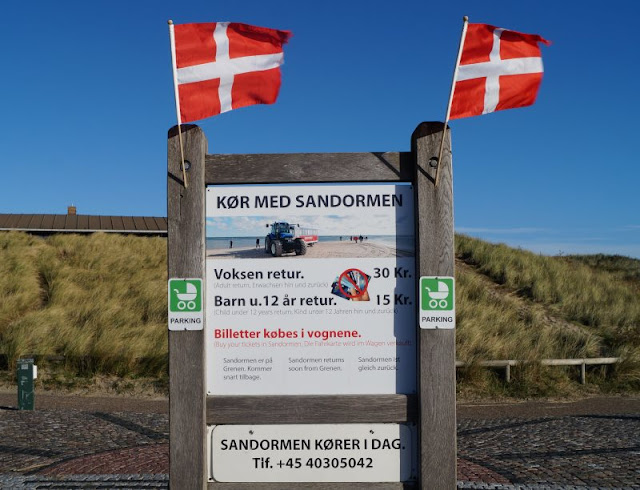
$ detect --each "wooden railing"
[1,355,621,385]
[456,357,620,384]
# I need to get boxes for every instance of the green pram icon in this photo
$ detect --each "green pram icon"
[424,281,450,309]
[174,282,198,310]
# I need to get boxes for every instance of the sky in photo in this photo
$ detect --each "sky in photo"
[2,0,638,257]
[206,214,412,239]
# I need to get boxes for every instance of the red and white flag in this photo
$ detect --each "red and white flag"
[170,22,291,123]
[450,23,550,119]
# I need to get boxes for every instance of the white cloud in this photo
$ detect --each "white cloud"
[473,237,640,259]
[456,227,547,234]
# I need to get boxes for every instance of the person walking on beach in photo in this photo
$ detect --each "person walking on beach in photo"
[229,240,233,249]
[354,236,358,244]
[256,238,260,248]
[359,235,363,243]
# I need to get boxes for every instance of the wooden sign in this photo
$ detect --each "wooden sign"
[167,122,456,489]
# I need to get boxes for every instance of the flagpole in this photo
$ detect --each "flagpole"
[435,15,469,187]
[168,20,188,188]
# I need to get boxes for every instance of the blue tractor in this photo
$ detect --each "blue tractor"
[265,222,308,257]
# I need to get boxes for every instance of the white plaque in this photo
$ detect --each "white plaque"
[209,424,416,482]
[419,276,455,329]
[168,278,203,330]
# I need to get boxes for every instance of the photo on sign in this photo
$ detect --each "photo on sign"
[206,213,414,261]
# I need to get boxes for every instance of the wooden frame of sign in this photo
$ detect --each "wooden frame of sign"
[167,122,456,489]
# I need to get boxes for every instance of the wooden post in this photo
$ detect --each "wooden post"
[412,122,457,488]
[168,124,207,489]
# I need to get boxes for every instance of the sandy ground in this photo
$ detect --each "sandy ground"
[207,240,413,260]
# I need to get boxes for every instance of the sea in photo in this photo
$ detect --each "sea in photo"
[207,235,414,253]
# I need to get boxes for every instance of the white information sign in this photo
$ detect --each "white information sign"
[419,276,455,329]
[205,183,416,395]
[209,423,415,483]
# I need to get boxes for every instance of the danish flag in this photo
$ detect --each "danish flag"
[450,23,550,119]
[170,22,291,123]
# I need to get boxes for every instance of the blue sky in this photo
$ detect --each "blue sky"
[2,0,638,257]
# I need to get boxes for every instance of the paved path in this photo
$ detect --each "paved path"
[0,394,638,488]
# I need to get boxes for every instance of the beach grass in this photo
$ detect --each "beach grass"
[0,232,167,380]
[455,234,640,396]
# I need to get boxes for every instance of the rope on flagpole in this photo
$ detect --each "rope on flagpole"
[435,15,469,187]
[168,20,188,188]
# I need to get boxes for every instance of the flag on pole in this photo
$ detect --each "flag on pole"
[450,23,550,120]
[169,22,291,123]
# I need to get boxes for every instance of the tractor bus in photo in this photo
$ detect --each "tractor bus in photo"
[265,222,318,257]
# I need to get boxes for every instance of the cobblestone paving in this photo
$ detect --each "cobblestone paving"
[0,410,167,476]
[1,407,638,488]
[458,415,640,488]
[0,475,168,488]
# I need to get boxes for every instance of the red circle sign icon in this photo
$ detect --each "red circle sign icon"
[338,268,370,299]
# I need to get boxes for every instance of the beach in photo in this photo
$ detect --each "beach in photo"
[207,237,413,260]
[206,184,415,260]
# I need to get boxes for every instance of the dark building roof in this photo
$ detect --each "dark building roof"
[0,213,167,236]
